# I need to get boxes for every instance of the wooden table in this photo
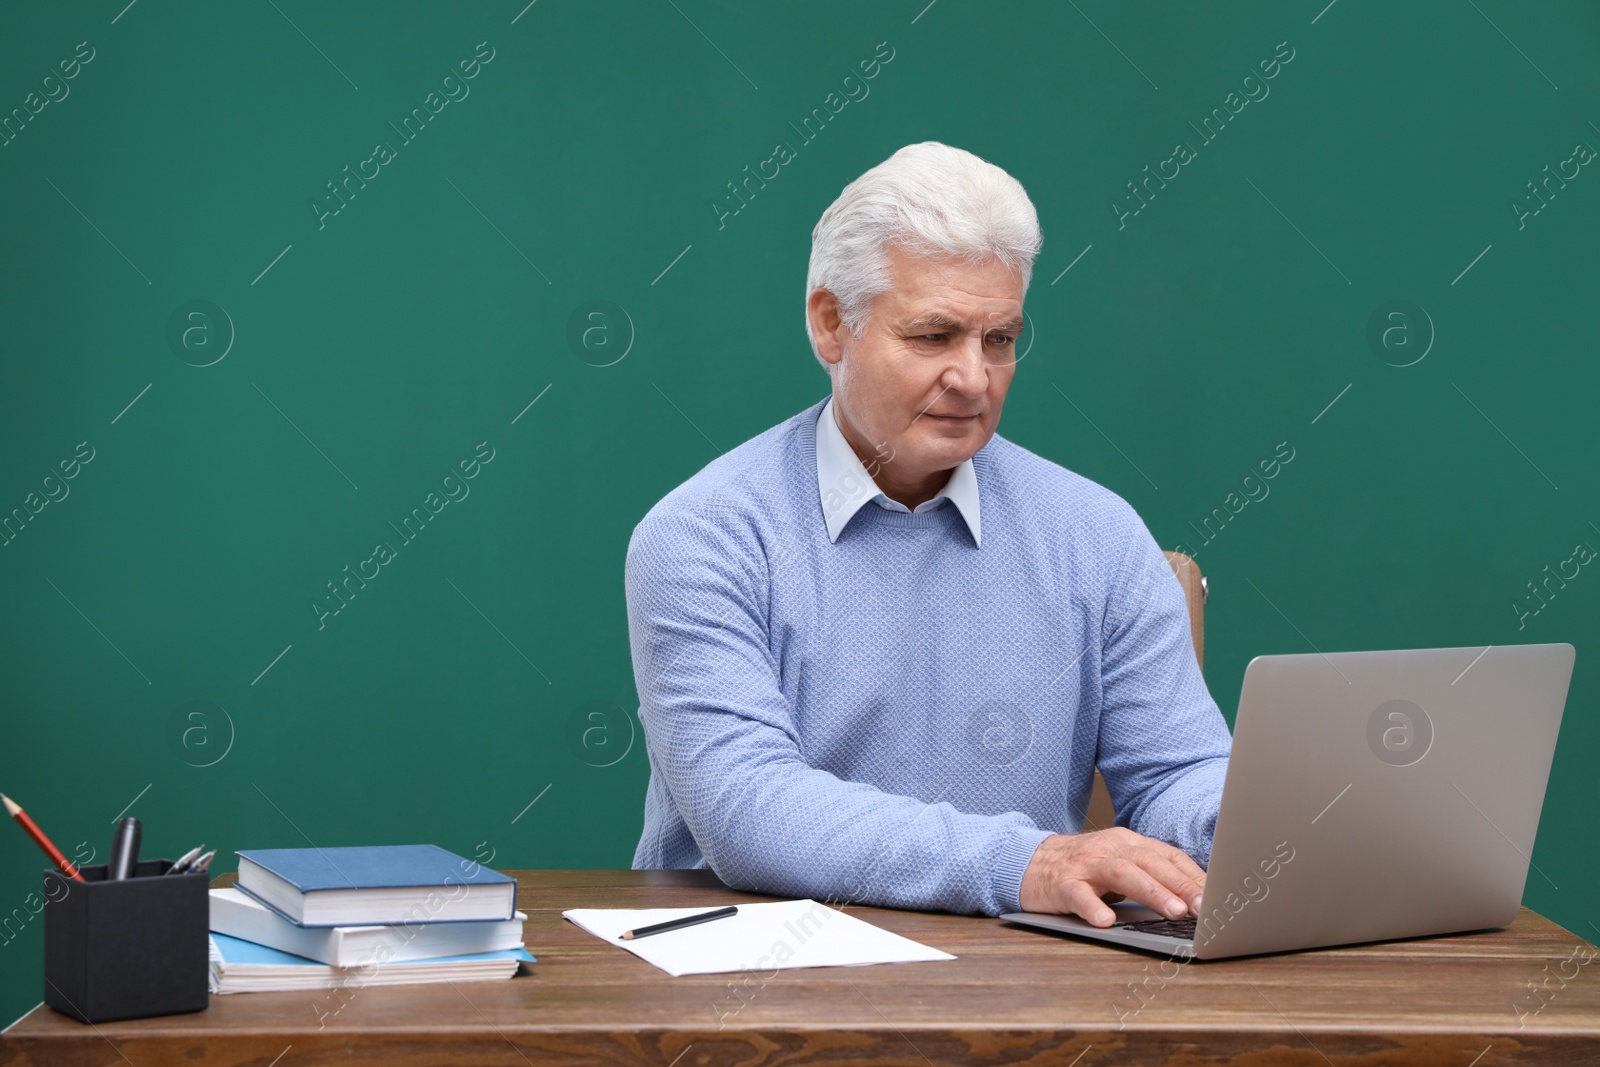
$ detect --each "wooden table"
[2,870,1597,1066]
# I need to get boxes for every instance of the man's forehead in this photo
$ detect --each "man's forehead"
[879,244,1023,319]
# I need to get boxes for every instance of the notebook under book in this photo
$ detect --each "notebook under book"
[234,844,517,927]
[207,933,533,994]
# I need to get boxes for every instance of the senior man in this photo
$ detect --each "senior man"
[625,141,1231,925]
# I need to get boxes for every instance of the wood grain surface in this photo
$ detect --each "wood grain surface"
[2,869,1596,1066]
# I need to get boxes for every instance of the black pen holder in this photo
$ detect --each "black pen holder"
[43,861,210,1023]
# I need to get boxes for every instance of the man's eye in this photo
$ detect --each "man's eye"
[919,333,946,342]
[988,334,1014,347]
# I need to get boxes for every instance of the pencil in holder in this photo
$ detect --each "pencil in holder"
[43,860,210,1023]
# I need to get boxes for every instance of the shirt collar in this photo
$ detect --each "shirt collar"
[815,396,982,547]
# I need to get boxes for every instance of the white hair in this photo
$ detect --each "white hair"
[805,141,1043,366]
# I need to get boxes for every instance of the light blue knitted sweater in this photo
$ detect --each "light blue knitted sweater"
[626,396,1231,916]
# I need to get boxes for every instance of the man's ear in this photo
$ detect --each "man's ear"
[807,288,846,368]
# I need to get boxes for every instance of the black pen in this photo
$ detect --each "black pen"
[108,817,141,880]
[621,906,738,940]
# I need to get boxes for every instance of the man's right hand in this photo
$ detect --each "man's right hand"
[1018,828,1206,927]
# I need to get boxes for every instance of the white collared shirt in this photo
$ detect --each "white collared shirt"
[815,395,981,546]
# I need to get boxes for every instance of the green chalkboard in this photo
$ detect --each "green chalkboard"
[2,0,1597,1024]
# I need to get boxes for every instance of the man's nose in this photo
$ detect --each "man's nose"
[943,334,990,395]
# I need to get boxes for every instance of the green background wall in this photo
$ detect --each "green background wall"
[2,0,1596,1025]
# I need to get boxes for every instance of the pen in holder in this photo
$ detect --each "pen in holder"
[43,860,210,1023]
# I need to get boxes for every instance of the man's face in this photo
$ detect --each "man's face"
[814,241,1025,498]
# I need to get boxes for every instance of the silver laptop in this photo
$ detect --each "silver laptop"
[1002,643,1574,959]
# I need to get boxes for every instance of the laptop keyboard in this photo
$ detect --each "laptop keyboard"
[1111,915,1196,939]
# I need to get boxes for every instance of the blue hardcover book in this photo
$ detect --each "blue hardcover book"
[234,844,518,928]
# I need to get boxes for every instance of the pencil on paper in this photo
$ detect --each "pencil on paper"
[620,906,737,940]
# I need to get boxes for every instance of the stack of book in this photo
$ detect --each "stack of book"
[207,844,533,994]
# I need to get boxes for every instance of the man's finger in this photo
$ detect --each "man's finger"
[1141,854,1205,914]
[1095,857,1189,920]
[1090,828,1207,894]
[1160,844,1207,887]
[1059,880,1117,927]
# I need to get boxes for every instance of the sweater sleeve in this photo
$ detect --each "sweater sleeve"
[1094,516,1233,865]
[625,505,1054,916]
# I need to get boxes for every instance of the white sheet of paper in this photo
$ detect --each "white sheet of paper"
[562,899,956,977]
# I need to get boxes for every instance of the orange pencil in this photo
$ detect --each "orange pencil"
[2,793,86,882]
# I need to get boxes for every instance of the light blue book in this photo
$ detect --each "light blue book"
[208,932,534,994]
[211,888,528,967]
